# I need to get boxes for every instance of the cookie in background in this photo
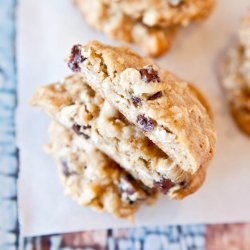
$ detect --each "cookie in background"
[220,13,250,136]
[73,0,215,57]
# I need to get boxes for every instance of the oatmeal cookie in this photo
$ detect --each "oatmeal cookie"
[47,121,156,219]
[221,15,250,135]
[74,0,214,56]
[66,41,216,175]
[74,0,178,56]
[102,0,215,27]
[31,74,211,199]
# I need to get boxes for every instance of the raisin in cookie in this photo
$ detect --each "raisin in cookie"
[221,15,250,135]
[47,121,156,219]
[31,74,208,199]
[74,0,214,56]
[66,41,216,175]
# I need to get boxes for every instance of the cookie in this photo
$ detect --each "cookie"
[104,0,215,27]
[66,41,216,175]
[221,15,250,136]
[74,0,214,56]
[221,46,250,135]
[74,0,178,57]
[47,121,156,219]
[31,74,208,199]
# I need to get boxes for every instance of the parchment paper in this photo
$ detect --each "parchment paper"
[17,0,250,237]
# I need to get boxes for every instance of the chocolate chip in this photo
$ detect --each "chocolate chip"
[68,45,86,72]
[148,91,162,100]
[154,178,175,194]
[140,66,160,83]
[82,134,90,140]
[72,124,81,135]
[82,125,91,129]
[72,124,90,139]
[61,160,71,177]
[136,114,155,132]
[131,96,142,107]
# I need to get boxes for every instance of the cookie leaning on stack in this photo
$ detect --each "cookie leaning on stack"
[31,41,216,219]
[220,14,250,136]
[31,76,158,220]
[73,0,215,57]
[47,121,157,220]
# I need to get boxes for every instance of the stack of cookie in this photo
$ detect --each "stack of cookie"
[221,14,250,135]
[31,41,216,219]
[74,0,215,57]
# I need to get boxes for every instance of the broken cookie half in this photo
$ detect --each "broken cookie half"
[46,121,157,220]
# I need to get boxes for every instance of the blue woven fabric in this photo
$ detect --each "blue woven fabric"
[0,1,18,250]
[107,226,206,250]
[0,1,206,249]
